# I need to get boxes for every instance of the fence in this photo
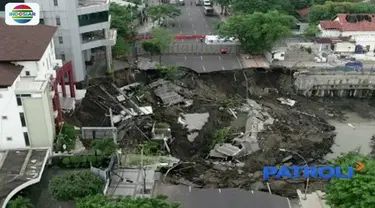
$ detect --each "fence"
[135,43,241,55]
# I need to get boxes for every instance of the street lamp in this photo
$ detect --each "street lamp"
[279,148,309,200]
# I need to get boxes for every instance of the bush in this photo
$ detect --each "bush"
[49,170,104,201]
[62,157,71,168]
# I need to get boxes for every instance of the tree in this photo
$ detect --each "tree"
[75,194,180,208]
[7,196,33,208]
[91,139,118,156]
[230,0,294,15]
[217,11,296,54]
[110,3,138,37]
[49,170,104,201]
[57,123,77,152]
[326,153,375,208]
[144,28,172,63]
[308,2,375,23]
[146,4,181,25]
[112,37,130,58]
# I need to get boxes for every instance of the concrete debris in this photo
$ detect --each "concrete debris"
[152,122,172,140]
[151,80,185,105]
[348,123,356,129]
[120,82,141,91]
[277,97,296,107]
[178,113,210,142]
[282,155,293,163]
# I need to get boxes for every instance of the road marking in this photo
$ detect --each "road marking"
[188,12,190,16]
[202,65,206,71]
[201,56,203,60]
[190,18,192,21]
[222,66,225,71]
[236,55,244,69]
[185,56,187,60]
[179,24,181,28]
[194,30,197,34]
[205,24,208,27]
[192,24,194,28]
[218,56,221,60]
[196,39,198,42]
[180,30,182,34]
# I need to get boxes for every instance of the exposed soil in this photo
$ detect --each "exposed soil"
[67,68,375,198]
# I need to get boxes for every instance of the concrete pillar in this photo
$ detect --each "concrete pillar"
[106,45,112,69]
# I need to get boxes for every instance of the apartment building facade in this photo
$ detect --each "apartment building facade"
[1,0,117,82]
[0,20,62,151]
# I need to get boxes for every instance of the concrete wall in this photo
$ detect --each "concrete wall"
[294,71,375,98]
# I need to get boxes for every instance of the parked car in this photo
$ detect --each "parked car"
[195,0,202,5]
[179,0,185,5]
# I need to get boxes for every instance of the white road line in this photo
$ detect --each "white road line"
[200,56,203,60]
[188,12,191,16]
[185,56,187,60]
[205,24,208,27]
[192,24,194,28]
[218,56,221,60]
[179,24,181,28]
[222,66,225,71]
[194,30,197,34]
[202,65,206,71]
[180,30,182,34]
[190,18,192,21]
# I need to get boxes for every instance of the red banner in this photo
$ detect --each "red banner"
[124,35,206,40]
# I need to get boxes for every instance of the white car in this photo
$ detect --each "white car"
[203,0,212,6]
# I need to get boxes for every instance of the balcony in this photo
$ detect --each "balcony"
[81,29,117,51]
[78,11,110,34]
[77,0,109,15]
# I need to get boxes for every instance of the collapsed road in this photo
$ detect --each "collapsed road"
[68,67,375,197]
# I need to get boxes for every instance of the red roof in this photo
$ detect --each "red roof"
[0,63,23,87]
[319,21,342,30]
[338,14,375,31]
[296,8,310,17]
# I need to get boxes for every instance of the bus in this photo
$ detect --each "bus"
[203,6,214,16]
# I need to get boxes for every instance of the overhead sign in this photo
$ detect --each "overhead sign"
[263,162,364,181]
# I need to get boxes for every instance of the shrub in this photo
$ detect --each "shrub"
[49,170,104,201]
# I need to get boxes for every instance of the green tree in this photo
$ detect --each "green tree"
[75,194,180,208]
[49,170,104,201]
[91,139,118,156]
[149,28,172,63]
[326,153,375,208]
[142,41,161,58]
[230,0,294,15]
[112,37,130,58]
[7,196,33,208]
[308,2,375,23]
[217,11,295,54]
[58,123,77,152]
[146,4,181,25]
[110,3,138,37]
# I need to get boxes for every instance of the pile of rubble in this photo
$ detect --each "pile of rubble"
[70,68,338,197]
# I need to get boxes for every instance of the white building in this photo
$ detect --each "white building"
[0,19,63,151]
[318,14,375,53]
[1,0,117,82]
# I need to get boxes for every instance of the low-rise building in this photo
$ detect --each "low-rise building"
[318,14,375,53]
[0,19,74,151]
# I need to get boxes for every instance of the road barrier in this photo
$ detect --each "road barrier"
[135,43,241,55]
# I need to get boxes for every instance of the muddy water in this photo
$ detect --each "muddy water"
[325,112,375,160]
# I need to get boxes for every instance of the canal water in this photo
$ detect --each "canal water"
[325,112,375,160]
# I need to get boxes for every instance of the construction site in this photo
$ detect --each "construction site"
[66,66,375,198]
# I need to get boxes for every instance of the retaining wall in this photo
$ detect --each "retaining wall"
[294,71,375,97]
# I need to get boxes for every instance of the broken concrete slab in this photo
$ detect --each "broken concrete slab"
[179,113,210,142]
[277,97,296,107]
[216,143,241,157]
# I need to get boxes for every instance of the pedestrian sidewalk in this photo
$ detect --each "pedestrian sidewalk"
[213,4,228,22]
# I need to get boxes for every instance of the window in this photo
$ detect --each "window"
[58,36,63,44]
[6,137,12,141]
[78,11,109,26]
[61,53,66,61]
[19,112,26,127]
[16,96,22,106]
[1,116,7,119]
[25,71,30,76]
[53,0,58,6]
[56,17,61,25]
[39,19,44,24]
[23,132,30,146]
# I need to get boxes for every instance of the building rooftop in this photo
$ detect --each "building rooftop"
[319,20,342,31]
[0,18,57,61]
[0,149,49,207]
[0,63,23,88]
[78,0,108,7]
[14,77,49,93]
[320,14,375,32]
[154,184,292,208]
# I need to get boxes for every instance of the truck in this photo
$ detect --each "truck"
[203,6,214,16]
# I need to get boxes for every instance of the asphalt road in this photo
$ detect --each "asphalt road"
[160,54,242,72]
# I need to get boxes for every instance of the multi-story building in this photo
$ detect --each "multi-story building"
[0,19,74,151]
[1,0,117,82]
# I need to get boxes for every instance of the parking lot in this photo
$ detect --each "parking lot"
[160,54,242,72]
